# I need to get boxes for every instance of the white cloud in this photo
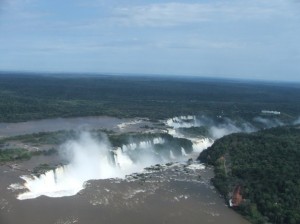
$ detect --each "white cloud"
[112,1,294,27]
[113,3,208,27]
[1,0,299,79]
[2,0,36,11]
[156,38,246,50]
[1,0,47,21]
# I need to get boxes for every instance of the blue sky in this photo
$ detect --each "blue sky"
[0,0,299,81]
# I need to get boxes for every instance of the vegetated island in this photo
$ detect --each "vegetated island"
[0,129,192,165]
[198,125,300,224]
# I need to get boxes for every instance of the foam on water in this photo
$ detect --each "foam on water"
[13,133,191,200]
[181,148,187,156]
[166,116,198,128]
[191,138,214,153]
[17,134,128,200]
[13,116,218,200]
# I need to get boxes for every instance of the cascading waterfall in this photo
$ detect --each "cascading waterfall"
[170,150,176,159]
[164,115,257,154]
[165,116,214,153]
[191,138,214,153]
[166,115,198,128]
[15,116,236,201]
[181,147,187,156]
[13,134,186,200]
[17,133,126,200]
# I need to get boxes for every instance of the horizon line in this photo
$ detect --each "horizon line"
[0,70,299,85]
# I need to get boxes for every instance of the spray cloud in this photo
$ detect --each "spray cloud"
[16,132,191,200]
[253,117,284,128]
[293,117,300,125]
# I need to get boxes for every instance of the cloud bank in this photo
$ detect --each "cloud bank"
[113,1,292,27]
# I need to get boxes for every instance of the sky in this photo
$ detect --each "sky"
[0,0,299,81]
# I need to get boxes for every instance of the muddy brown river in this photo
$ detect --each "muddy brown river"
[0,161,249,224]
[0,116,151,138]
[0,117,250,224]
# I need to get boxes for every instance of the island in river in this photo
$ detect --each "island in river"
[0,115,251,224]
[1,73,300,224]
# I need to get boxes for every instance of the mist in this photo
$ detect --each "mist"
[166,116,201,128]
[166,116,256,140]
[208,118,255,139]
[18,133,121,200]
[16,132,192,200]
[14,114,285,200]
[164,116,258,156]
[253,117,284,128]
[294,117,300,125]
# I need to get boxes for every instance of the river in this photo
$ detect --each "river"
[0,116,250,224]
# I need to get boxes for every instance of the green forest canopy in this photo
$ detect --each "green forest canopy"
[199,125,300,224]
[0,73,299,122]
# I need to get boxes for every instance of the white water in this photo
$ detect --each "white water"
[164,115,258,153]
[166,116,199,128]
[17,133,127,200]
[15,115,238,200]
[14,134,186,200]
[165,118,214,154]
[181,147,187,156]
[117,119,143,130]
[191,138,214,153]
[117,138,164,152]
[170,150,176,159]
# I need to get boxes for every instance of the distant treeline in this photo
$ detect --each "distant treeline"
[0,130,192,162]
[0,73,299,122]
[199,126,300,224]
